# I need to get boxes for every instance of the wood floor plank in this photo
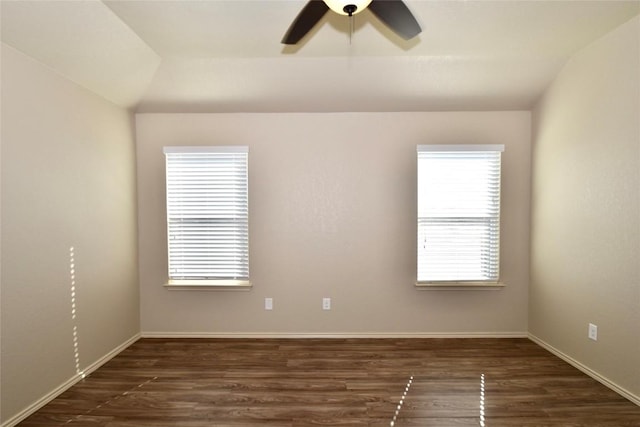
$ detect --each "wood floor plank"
[16,338,640,426]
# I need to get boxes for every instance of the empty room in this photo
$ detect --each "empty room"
[1,0,639,426]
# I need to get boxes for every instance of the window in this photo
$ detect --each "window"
[164,146,249,287]
[417,145,503,284]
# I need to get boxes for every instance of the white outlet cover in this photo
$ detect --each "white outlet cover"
[265,298,273,310]
[588,323,598,341]
[323,298,331,310]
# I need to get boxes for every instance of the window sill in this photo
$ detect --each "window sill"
[164,280,252,291]
[415,282,505,291]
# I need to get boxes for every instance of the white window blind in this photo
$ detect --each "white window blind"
[164,146,248,282]
[417,145,503,283]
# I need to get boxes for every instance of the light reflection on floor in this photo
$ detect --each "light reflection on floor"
[390,375,413,426]
[480,373,486,426]
[391,373,487,426]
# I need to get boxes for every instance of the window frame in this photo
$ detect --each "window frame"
[163,146,250,290]
[416,144,504,289]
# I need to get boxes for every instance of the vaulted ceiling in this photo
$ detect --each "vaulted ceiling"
[2,0,638,112]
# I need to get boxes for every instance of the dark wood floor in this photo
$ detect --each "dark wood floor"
[18,338,640,426]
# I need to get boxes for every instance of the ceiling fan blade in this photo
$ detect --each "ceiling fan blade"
[282,0,330,45]
[368,0,421,40]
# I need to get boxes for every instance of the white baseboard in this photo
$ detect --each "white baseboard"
[2,333,141,427]
[528,333,640,406]
[141,331,528,339]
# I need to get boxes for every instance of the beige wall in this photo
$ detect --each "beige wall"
[136,111,531,335]
[530,16,640,399]
[0,44,140,424]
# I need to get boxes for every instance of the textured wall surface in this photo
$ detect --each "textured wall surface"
[1,44,140,424]
[136,111,531,336]
[530,16,640,399]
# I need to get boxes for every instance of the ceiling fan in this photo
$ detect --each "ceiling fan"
[282,0,421,45]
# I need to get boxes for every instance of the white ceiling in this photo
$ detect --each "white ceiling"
[2,0,639,112]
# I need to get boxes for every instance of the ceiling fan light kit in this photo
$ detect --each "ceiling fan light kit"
[282,0,421,45]
[324,0,372,16]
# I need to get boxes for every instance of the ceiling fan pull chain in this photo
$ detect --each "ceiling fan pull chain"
[349,14,353,44]
[343,4,357,45]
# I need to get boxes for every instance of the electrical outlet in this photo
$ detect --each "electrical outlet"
[265,298,273,310]
[588,323,598,341]
[322,297,331,310]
